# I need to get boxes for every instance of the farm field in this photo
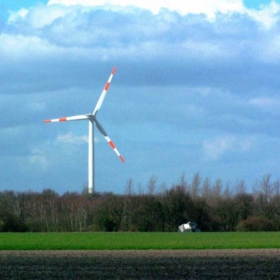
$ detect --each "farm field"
[1,232,280,250]
[1,232,280,279]
[0,249,280,279]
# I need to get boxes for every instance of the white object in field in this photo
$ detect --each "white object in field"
[178,222,200,232]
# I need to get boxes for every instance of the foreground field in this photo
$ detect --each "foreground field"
[0,249,280,279]
[1,233,280,279]
[1,232,280,250]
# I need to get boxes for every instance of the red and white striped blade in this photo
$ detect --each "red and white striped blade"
[93,67,117,116]
[44,115,89,123]
[95,119,125,163]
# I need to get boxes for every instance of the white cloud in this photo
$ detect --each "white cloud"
[28,148,49,171]
[7,8,29,23]
[202,135,254,160]
[56,132,88,145]
[247,1,280,28]
[8,5,70,29]
[203,135,236,160]
[47,0,245,18]
[249,97,275,106]
[260,32,280,62]
[0,34,59,61]
[249,97,280,111]
[45,0,280,28]
[28,102,46,112]
[0,127,25,144]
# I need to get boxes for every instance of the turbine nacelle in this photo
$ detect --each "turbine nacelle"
[86,114,95,120]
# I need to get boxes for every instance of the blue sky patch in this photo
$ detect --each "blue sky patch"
[243,0,277,9]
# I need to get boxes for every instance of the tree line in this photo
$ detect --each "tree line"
[1,173,280,232]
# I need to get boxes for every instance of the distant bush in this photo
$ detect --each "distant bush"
[0,214,28,232]
[0,220,4,231]
[236,216,273,232]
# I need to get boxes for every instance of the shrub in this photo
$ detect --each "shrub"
[236,216,273,232]
[0,214,28,232]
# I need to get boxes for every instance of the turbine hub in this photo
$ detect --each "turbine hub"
[86,114,95,120]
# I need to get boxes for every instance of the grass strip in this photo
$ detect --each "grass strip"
[1,232,280,250]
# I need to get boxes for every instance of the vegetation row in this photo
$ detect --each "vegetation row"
[1,232,280,250]
[0,173,280,233]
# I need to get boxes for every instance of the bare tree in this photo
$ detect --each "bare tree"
[234,193,254,221]
[147,175,157,195]
[255,175,276,220]
[124,179,134,196]
[201,177,212,202]
[179,173,189,192]
[235,180,247,195]
[190,172,201,199]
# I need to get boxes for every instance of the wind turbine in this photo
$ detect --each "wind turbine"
[44,67,124,194]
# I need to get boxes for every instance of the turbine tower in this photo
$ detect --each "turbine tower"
[44,67,124,194]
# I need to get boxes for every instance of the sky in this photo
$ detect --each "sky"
[1,0,280,194]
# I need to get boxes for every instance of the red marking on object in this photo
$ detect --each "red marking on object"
[112,67,117,75]
[119,155,125,163]
[104,82,110,91]
[59,118,67,122]
[109,141,116,149]
[44,120,51,123]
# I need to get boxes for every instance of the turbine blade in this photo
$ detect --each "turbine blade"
[44,115,89,123]
[93,67,117,116]
[95,119,125,163]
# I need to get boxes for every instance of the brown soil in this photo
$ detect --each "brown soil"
[1,249,280,279]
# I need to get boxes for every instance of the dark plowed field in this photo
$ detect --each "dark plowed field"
[0,249,280,279]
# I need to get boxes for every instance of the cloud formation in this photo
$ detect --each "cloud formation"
[56,132,88,145]
[47,0,245,18]
[1,1,280,193]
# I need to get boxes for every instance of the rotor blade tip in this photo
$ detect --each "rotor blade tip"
[120,156,125,163]
[112,67,117,74]
[44,120,51,123]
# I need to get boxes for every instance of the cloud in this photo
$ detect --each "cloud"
[4,1,279,97]
[8,5,69,29]
[202,135,254,160]
[28,147,49,171]
[47,0,245,18]
[46,0,280,27]
[249,97,280,107]
[247,1,280,28]
[203,135,236,160]
[248,97,280,117]
[56,132,88,145]
[1,1,280,192]
[7,8,29,24]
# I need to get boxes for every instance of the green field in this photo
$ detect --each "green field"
[0,232,280,250]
